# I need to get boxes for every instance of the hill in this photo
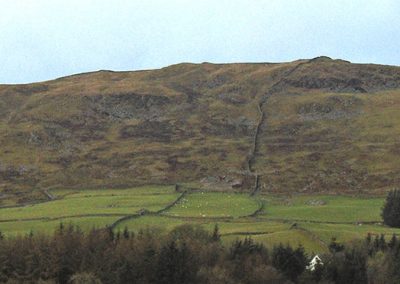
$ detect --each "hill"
[1,57,400,203]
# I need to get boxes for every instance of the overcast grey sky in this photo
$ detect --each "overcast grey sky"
[1,0,399,84]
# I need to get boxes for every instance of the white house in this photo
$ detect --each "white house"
[307,255,323,271]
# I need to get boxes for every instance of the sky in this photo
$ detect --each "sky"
[0,0,399,84]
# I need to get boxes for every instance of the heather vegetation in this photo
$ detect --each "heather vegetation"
[1,59,400,202]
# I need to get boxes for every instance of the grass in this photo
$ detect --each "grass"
[201,220,289,235]
[0,216,120,237]
[259,195,384,223]
[300,222,400,244]
[114,216,187,232]
[1,187,399,254]
[249,230,328,253]
[114,192,398,253]
[0,194,179,221]
[0,185,186,236]
[164,192,260,218]
[219,228,327,254]
[50,185,177,199]
[117,217,288,238]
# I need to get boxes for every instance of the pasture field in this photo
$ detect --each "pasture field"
[0,186,178,236]
[223,230,328,253]
[0,194,179,221]
[0,216,120,237]
[300,222,400,244]
[258,195,384,223]
[164,192,261,218]
[114,216,187,232]
[1,186,399,253]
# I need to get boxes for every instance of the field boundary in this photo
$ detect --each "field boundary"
[259,217,382,225]
[43,190,55,200]
[244,200,265,218]
[155,190,188,214]
[247,60,312,196]
[0,213,128,224]
[222,231,276,236]
[109,190,188,230]
[293,225,329,249]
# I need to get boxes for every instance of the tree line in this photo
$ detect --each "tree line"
[1,223,400,284]
[0,188,400,284]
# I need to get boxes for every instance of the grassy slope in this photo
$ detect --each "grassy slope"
[1,58,400,201]
[256,89,400,194]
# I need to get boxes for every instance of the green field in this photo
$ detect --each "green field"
[0,216,120,236]
[1,186,399,253]
[0,186,178,236]
[164,192,261,218]
[259,195,384,223]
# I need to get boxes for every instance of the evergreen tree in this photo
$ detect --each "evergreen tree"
[328,237,344,253]
[379,234,387,251]
[382,189,400,227]
[117,261,136,284]
[366,233,372,245]
[272,244,308,282]
[339,248,368,284]
[211,224,221,242]
[156,241,196,284]
[388,234,398,249]
[122,227,130,239]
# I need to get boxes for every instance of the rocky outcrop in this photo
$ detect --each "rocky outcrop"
[87,93,172,120]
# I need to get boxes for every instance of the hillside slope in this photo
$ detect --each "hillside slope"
[1,57,400,203]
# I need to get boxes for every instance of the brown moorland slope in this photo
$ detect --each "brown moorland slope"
[1,57,400,203]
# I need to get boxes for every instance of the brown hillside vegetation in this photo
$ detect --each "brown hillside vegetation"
[1,57,400,202]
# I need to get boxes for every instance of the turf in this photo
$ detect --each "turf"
[299,222,400,244]
[259,195,384,223]
[198,220,287,235]
[114,216,187,232]
[0,188,397,254]
[0,216,119,237]
[0,194,179,221]
[51,185,177,199]
[164,192,260,218]
[0,186,178,236]
[221,229,327,254]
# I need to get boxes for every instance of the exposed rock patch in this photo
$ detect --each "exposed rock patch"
[88,93,171,120]
[298,95,363,120]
